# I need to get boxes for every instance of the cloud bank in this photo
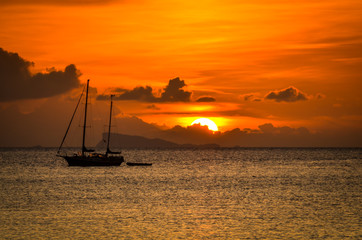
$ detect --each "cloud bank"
[265,86,308,102]
[97,77,192,102]
[0,48,81,102]
[98,116,361,147]
[159,122,312,147]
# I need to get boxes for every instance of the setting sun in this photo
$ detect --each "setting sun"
[191,118,219,131]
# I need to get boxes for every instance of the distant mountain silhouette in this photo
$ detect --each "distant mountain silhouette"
[96,133,220,149]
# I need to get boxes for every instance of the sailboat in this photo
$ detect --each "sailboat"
[57,79,124,166]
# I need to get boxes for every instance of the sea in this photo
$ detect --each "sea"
[0,148,360,239]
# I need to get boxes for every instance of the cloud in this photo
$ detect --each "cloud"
[160,77,191,102]
[146,121,359,147]
[0,0,117,6]
[196,96,216,102]
[97,77,192,103]
[152,121,315,146]
[258,123,309,135]
[146,104,160,110]
[315,93,326,99]
[0,48,81,102]
[265,86,308,102]
[217,123,316,147]
[97,86,156,102]
[120,86,156,102]
[242,94,262,102]
[157,123,218,145]
[243,94,254,101]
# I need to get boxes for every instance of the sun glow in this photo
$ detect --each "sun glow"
[191,118,219,131]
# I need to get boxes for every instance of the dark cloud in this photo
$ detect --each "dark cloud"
[146,104,160,110]
[0,48,81,102]
[110,86,156,102]
[196,97,216,102]
[243,94,254,101]
[265,86,308,102]
[120,86,156,101]
[144,121,359,147]
[157,124,218,145]
[97,86,156,102]
[160,77,191,102]
[315,93,326,99]
[217,123,315,147]
[242,94,262,102]
[258,123,309,135]
[0,0,117,6]
[97,77,192,103]
[154,122,314,146]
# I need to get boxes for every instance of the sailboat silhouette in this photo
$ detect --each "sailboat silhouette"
[57,79,124,166]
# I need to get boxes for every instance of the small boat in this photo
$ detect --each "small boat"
[57,79,124,166]
[126,162,152,166]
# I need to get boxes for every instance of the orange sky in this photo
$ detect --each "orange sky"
[0,0,361,146]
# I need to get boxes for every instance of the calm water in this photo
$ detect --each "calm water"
[0,148,360,239]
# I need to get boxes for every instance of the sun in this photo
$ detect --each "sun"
[191,118,219,131]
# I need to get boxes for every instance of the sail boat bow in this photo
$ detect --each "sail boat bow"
[57,80,124,166]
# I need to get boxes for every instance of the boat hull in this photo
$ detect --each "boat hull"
[63,155,124,166]
[126,162,152,166]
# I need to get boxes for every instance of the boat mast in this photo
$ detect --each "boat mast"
[81,79,90,156]
[106,95,114,156]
